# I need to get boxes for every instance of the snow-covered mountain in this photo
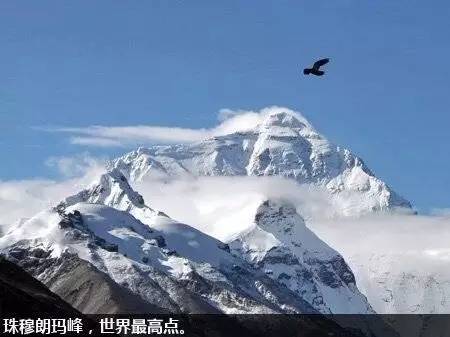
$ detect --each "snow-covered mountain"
[61,168,166,226]
[0,169,379,318]
[344,252,450,337]
[228,200,373,314]
[5,105,438,335]
[349,252,450,315]
[113,107,411,215]
[100,170,376,314]
[0,170,328,315]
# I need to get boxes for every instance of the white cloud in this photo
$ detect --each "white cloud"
[132,175,350,241]
[39,106,309,147]
[70,137,126,147]
[56,125,212,144]
[0,154,105,230]
[309,213,450,258]
[131,174,450,262]
[45,153,106,178]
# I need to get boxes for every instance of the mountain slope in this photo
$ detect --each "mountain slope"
[113,107,411,215]
[0,257,79,315]
[349,252,450,314]
[5,248,167,314]
[228,200,374,314]
[62,167,165,224]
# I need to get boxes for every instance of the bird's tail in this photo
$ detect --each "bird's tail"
[303,68,311,75]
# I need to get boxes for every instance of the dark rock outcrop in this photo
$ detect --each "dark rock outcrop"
[0,256,78,315]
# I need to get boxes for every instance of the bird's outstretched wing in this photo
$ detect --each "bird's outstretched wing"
[313,58,330,69]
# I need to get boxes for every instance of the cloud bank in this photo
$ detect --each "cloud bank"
[133,175,334,241]
[0,154,105,231]
[130,175,450,252]
[1,153,449,280]
[39,106,309,148]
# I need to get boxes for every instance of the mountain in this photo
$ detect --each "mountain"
[346,252,450,337]
[5,247,167,314]
[62,167,166,225]
[228,200,374,314]
[0,107,415,335]
[0,170,400,337]
[77,170,376,314]
[113,107,411,215]
[0,256,79,315]
[0,171,322,315]
[0,168,377,315]
[349,252,450,314]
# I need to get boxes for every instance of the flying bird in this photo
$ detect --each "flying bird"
[303,58,330,76]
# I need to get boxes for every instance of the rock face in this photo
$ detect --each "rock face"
[113,108,411,215]
[228,200,374,314]
[4,249,166,314]
[0,257,78,315]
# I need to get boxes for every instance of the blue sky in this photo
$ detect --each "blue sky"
[0,0,449,211]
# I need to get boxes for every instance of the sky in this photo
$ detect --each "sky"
[0,0,449,212]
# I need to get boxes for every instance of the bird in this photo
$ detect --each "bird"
[303,58,330,76]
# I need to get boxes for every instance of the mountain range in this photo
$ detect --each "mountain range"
[1,107,439,336]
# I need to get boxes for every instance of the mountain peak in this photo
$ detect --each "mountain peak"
[113,107,411,214]
[63,168,144,209]
[258,107,312,131]
[228,198,374,314]
[61,168,167,225]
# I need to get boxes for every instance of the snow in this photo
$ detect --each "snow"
[226,200,374,314]
[149,215,233,267]
[0,210,65,256]
[113,108,411,216]
[308,212,450,316]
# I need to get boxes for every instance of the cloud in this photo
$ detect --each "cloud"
[70,137,126,147]
[38,106,309,148]
[45,153,106,178]
[309,213,450,257]
[132,175,355,241]
[53,125,212,145]
[0,154,105,230]
[430,208,450,218]
[131,174,450,269]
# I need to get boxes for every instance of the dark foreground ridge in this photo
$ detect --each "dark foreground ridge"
[1,257,449,337]
[0,256,79,315]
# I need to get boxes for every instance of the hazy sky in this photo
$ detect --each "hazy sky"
[1,1,449,211]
